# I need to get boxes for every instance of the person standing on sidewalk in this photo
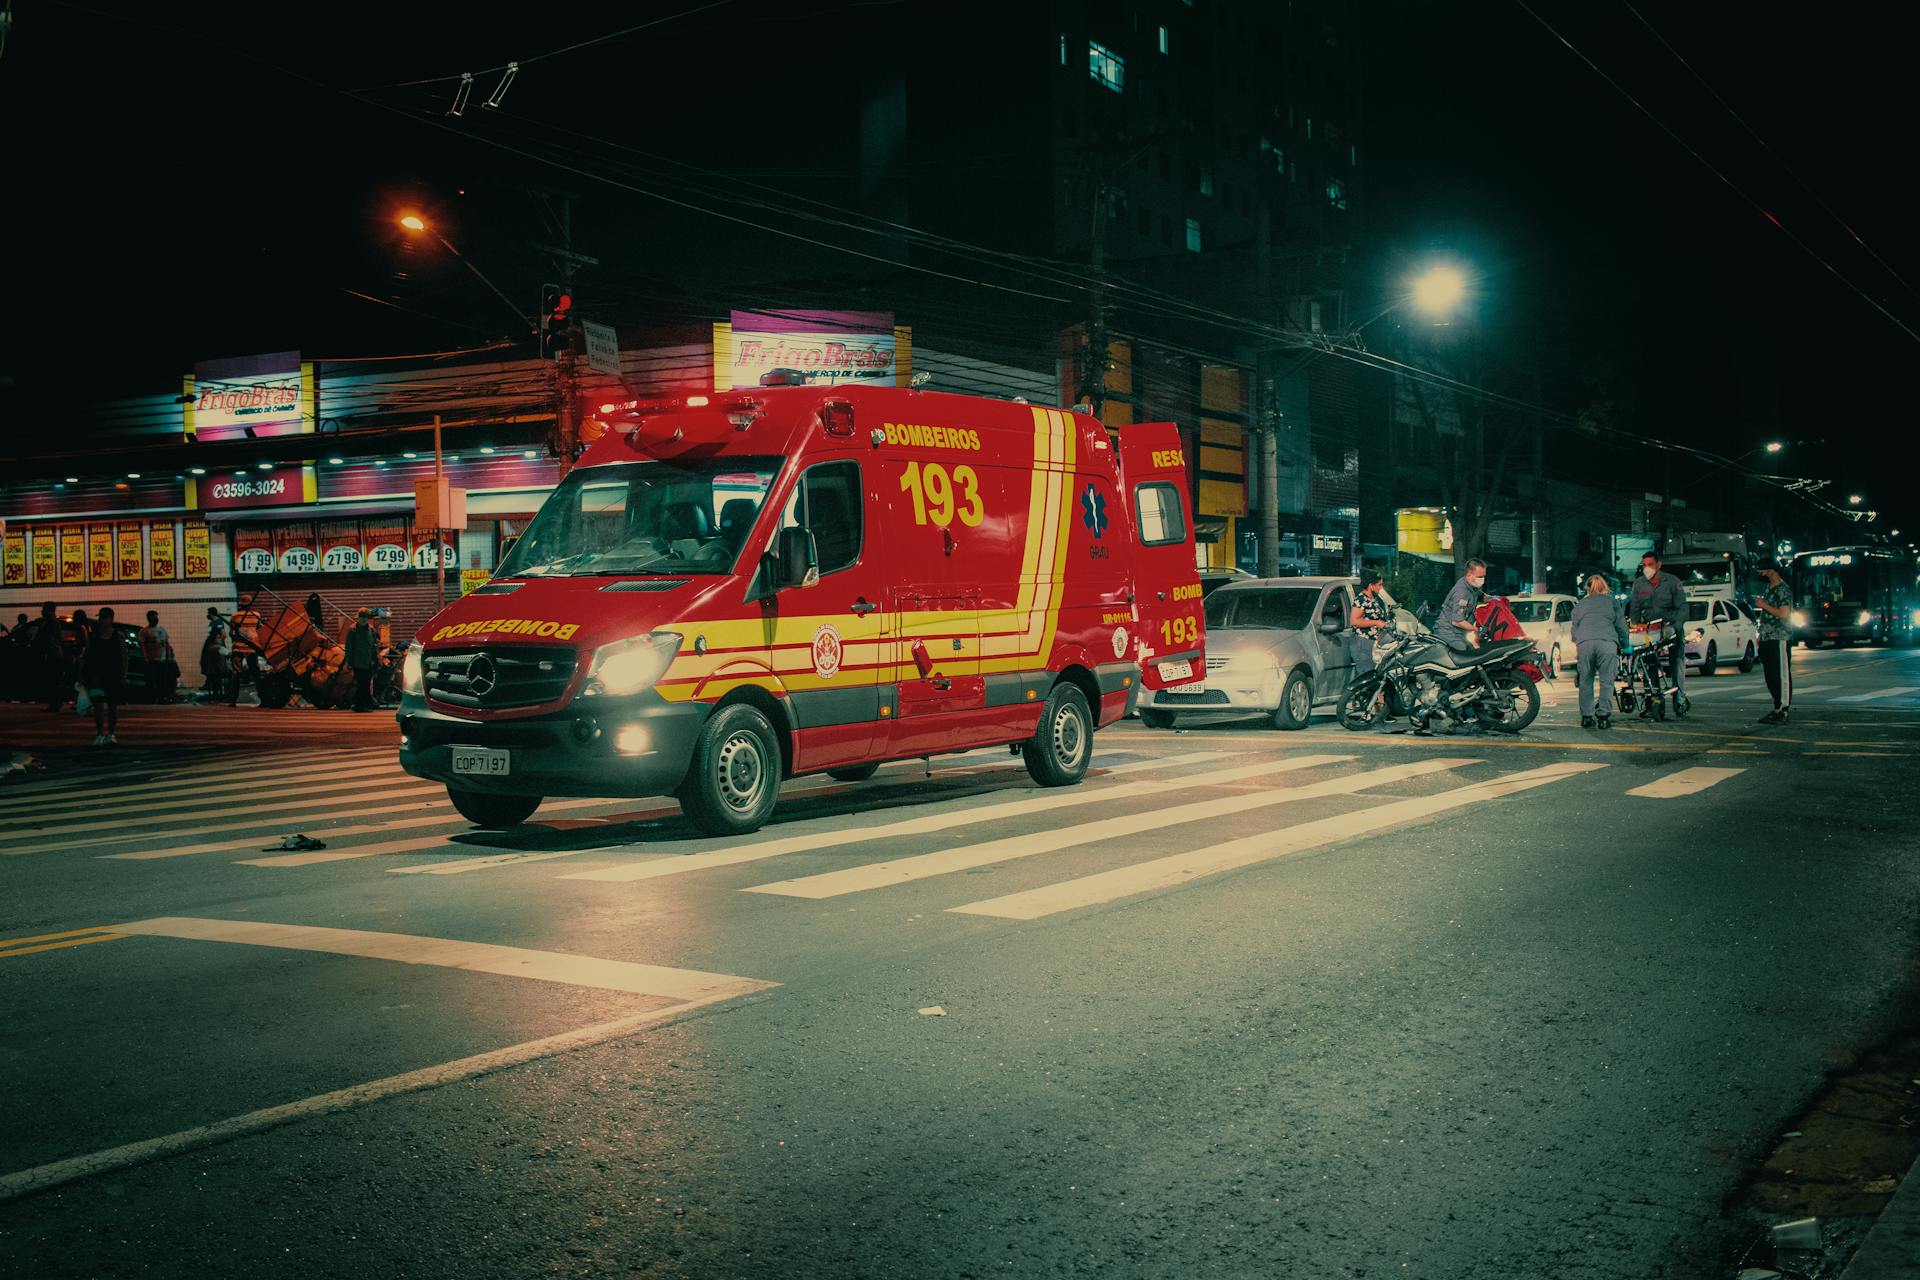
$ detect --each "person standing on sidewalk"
[346,608,378,712]
[81,607,128,745]
[1751,559,1795,724]
[36,602,68,711]
[139,610,177,703]
[1627,552,1688,705]
[1571,574,1629,731]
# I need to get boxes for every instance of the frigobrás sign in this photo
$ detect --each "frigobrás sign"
[714,310,908,389]
[184,352,314,442]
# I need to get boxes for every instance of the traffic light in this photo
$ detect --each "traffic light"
[539,283,573,359]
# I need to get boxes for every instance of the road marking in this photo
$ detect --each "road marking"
[950,761,1608,920]
[112,917,778,1000]
[0,771,418,830]
[746,757,1476,900]
[0,933,128,959]
[0,990,766,1203]
[1625,766,1746,798]
[0,783,446,844]
[559,752,1287,885]
[1707,748,1768,755]
[1740,685,1833,701]
[391,848,608,875]
[1832,687,1920,703]
[1,925,120,948]
[100,798,624,861]
[0,752,397,812]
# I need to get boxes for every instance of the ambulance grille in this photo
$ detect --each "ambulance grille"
[599,579,690,592]
[425,647,578,710]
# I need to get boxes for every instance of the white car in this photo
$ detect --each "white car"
[1684,596,1758,674]
[1506,594,1576,672]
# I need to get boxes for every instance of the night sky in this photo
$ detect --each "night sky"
[2,1,1909,532]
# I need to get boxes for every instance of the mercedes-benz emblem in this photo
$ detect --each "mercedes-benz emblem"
[466,653,498,697]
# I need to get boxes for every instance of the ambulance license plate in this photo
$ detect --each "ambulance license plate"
[1165,680,1208,696]
[1158,658,1193,682]
[451,747,511,776]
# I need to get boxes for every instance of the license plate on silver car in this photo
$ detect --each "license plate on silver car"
[451,747,511,776]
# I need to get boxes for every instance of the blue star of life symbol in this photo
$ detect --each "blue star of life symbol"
[1081,483,1108,539]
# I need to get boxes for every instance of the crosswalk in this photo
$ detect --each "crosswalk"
[0,737,1765,927]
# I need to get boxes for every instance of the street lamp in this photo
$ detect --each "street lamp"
[1849,494,1863,504]
[1764,441,1784,453]
[1411,265,1467,315]
[396,213,534,337]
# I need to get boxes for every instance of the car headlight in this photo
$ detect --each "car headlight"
[1790,611,1807,628]
[401,643,424,696]
[1687,629,1704,643]
[1858,610,1875,626]
[582,632,682,697]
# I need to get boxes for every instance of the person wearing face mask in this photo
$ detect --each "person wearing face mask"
[1627,552,1687,703]
[1434,559,1488,654]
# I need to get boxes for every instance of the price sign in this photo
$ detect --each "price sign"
[183,524,212,579]
[279,546,319,573]
[236,547,275,573]
[323,543,363,571]
[117,524,145,581]
[367,542,409,571]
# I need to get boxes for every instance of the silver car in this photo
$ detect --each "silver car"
[1136,576,1358,730]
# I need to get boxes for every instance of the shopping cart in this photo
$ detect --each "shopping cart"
[1615,619,1691,720]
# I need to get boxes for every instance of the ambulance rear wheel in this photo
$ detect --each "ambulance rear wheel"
[827,763,880,782]
[680,703,781,836]
[447,788,542,828]
[1024,684,1091,788]
[1138,708,1175,729]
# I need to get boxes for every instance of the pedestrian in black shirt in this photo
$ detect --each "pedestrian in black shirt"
[82,607,127,746]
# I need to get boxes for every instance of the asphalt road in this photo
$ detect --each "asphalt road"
[2,644,1918,1278]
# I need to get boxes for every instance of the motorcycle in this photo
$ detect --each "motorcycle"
[1338,609,1543,734]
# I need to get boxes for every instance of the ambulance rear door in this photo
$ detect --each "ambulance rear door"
[1116,424,1206,691]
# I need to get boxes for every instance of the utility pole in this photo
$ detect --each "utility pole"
[433,414,446,610]
[535,190,598,469]
[1083,181,1110,417]
[1530,418,1547,593]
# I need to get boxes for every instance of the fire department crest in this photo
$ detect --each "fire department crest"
[1112,627,1129,659]
[812,624,844,680]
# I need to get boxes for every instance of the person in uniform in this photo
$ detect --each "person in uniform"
[1627,552,1687,704]
[1434,559,1488,654]
[1570,574,1629,730]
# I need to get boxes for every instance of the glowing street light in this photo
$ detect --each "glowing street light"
[1764,441,1784,453]
[1411,265,1467,315]
[1849,494,1863,504]
[396,213,533,336]
[399,214,427,231]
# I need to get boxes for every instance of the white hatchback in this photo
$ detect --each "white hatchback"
[1684,595,1758,674]
[1506,594,1577,672]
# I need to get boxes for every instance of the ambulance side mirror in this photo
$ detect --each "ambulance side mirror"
[774,527,820,590]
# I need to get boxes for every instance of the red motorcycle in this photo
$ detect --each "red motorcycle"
[1475,596,1546,684]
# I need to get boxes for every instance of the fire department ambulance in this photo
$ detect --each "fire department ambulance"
[396,383,1205,835]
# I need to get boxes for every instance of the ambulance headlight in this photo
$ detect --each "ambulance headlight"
[1790,611,1807,628]
[583,633,682,697]
[1858,610,1874,626]
[401,643,425,696]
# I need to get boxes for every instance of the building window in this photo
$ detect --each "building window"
[1273,147,1286,176]
[1325,177,1347,211]
[1138,206,1152,236]
[1158,25,1169,53]
[1199,166,1213,196]
[1305,116,1313,140]
[1060,33,1067,66]
[1185,218,1202,252]
[1089,41,1125,93]
[1350,144,1358,168]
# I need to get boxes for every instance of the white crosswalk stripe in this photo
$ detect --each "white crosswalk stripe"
[0,781,445,844]
[1832,686,1920,703]
[0,768,416,829]
[1739,685,1833,701]
[744,757,1474,900]
[0,749,392,806]
[559,752,1293,885]
[0,756,400,817]
[949,761,1607,920]
[1626,767,1745,798]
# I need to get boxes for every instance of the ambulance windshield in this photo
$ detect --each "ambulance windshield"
[498,457,783,578]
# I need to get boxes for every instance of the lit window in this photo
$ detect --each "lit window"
[1185,218,1202,252]
[1199,167,1213,196]
[1089,41,1124,92]
[1158,25,1169,53]
[1326,177,1347,211]
[1273,147,1286,176]
[1060,33,1067,66]
[1306,117,1313,140]
[1350,144,1358,167]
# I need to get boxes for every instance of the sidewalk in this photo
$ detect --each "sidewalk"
[1839,1151,1920,1278]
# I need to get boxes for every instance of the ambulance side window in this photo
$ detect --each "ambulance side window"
[1134,482,1187,547]
[780,460,864,577]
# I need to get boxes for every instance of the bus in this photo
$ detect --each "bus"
[1788,546,1920,648]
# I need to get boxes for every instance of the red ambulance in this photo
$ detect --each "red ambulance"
[396,383,1205,835]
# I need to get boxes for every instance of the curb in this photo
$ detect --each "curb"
[1837,1149,1920,1279]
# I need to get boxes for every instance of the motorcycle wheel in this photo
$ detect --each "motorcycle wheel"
[1476,672,1541,733]
[1338,682,1381,732]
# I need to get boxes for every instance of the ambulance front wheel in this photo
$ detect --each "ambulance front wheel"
[1024,683,1092,788]
[447,788,542,828]
[680,703,782,836]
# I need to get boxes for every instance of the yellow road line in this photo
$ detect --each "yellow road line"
[0,925,120,949]
[0,934,127,959]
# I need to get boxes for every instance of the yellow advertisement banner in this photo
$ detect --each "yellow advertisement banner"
[460,568,491,596]
[60,526,86,584]
[89,527,115,583]
[2,531,24,587]
[183,523,212,580]
[32,529,58,584]
[117,523,145,582]
[150,524,177,580]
